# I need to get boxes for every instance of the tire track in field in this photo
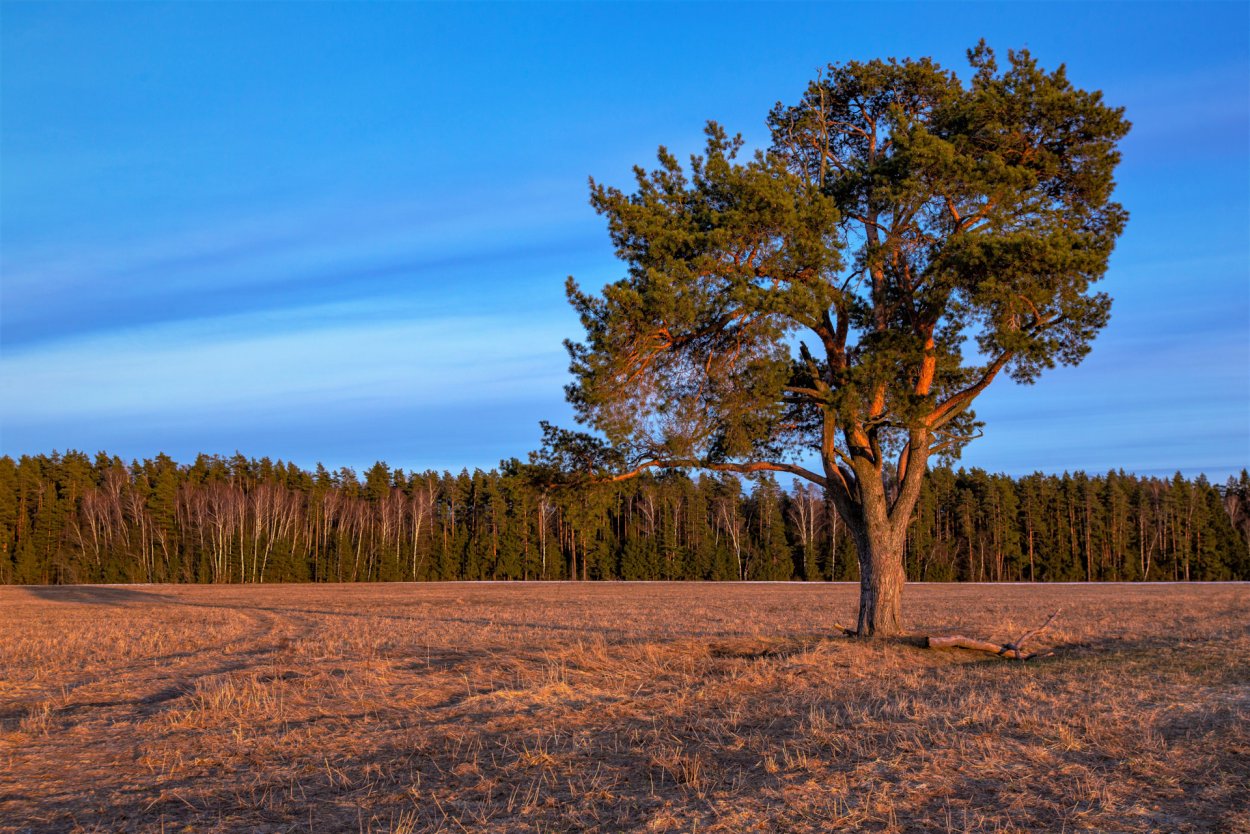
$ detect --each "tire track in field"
[0,601,324,834]
[108,600,328,717]
[2,598,323,728]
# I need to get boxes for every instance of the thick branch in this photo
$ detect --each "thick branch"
[925,311,1069,429]
[622,309,748,381]
[925,351,1013,430]
[605,458,827,489]
[818,408,859,514]
[928,429,984,457]
[890,428,929,521]
[914,332,937,397]
[925,610,1062,660]
[783,385,826,402]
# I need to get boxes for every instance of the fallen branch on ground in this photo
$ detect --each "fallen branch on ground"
[925,609,1062,660]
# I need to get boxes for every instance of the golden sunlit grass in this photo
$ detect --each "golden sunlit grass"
[1,582,1247,833]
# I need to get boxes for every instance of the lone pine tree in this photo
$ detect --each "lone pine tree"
[551,44,1129,636]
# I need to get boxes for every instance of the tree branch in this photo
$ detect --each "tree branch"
[605,458,827,488]
[783,385,827,402]
[925,609,1062,660]
[925,351,1013,430]
[928,428,984,457]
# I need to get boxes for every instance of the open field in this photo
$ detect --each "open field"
[1,583,1247,833]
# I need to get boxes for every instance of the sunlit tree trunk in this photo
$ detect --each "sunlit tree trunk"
[850,521,906,638]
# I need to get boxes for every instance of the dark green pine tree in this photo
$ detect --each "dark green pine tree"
[988,474,1021,581]
[1192,475,1241,580]
[145,454,182,582]
[14,456,53,583]
[0,457,18,583]
[746,475,794,580]
[1224,471,1250,577]
[491,466,525,580]
[682,475,717,579]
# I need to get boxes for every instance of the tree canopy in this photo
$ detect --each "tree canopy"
[556,44,1130,635]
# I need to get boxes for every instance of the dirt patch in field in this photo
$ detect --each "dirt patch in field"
[1,582,1247,833]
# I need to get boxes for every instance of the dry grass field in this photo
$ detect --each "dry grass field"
[1,582,1247,833]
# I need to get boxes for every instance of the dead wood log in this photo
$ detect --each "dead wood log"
[925,609,1062,660]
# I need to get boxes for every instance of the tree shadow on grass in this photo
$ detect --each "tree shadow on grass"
[11,628,1248,834]
[20,585,175,606]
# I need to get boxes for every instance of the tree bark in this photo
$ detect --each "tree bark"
[853,528,906,637]
[827,435,928,640]
[840,500,910,635]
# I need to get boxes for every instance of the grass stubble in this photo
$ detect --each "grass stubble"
[0,582,1246,833]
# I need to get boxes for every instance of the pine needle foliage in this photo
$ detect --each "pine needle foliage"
[553,44,1130,635]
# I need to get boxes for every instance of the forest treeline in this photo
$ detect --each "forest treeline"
[1,451,1248,585]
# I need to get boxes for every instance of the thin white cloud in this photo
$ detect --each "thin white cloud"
[2,179,591,308]
[0,300,570,423]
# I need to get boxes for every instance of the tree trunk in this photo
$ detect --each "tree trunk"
[827,432,928,639]
[852,526,905,638]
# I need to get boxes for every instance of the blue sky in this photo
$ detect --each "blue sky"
[2,2,1247,480]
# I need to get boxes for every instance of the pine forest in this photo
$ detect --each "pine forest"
[2,452,1247,585]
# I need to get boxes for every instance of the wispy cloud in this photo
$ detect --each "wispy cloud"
[2,182,602,349]
[1,300,570,422]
